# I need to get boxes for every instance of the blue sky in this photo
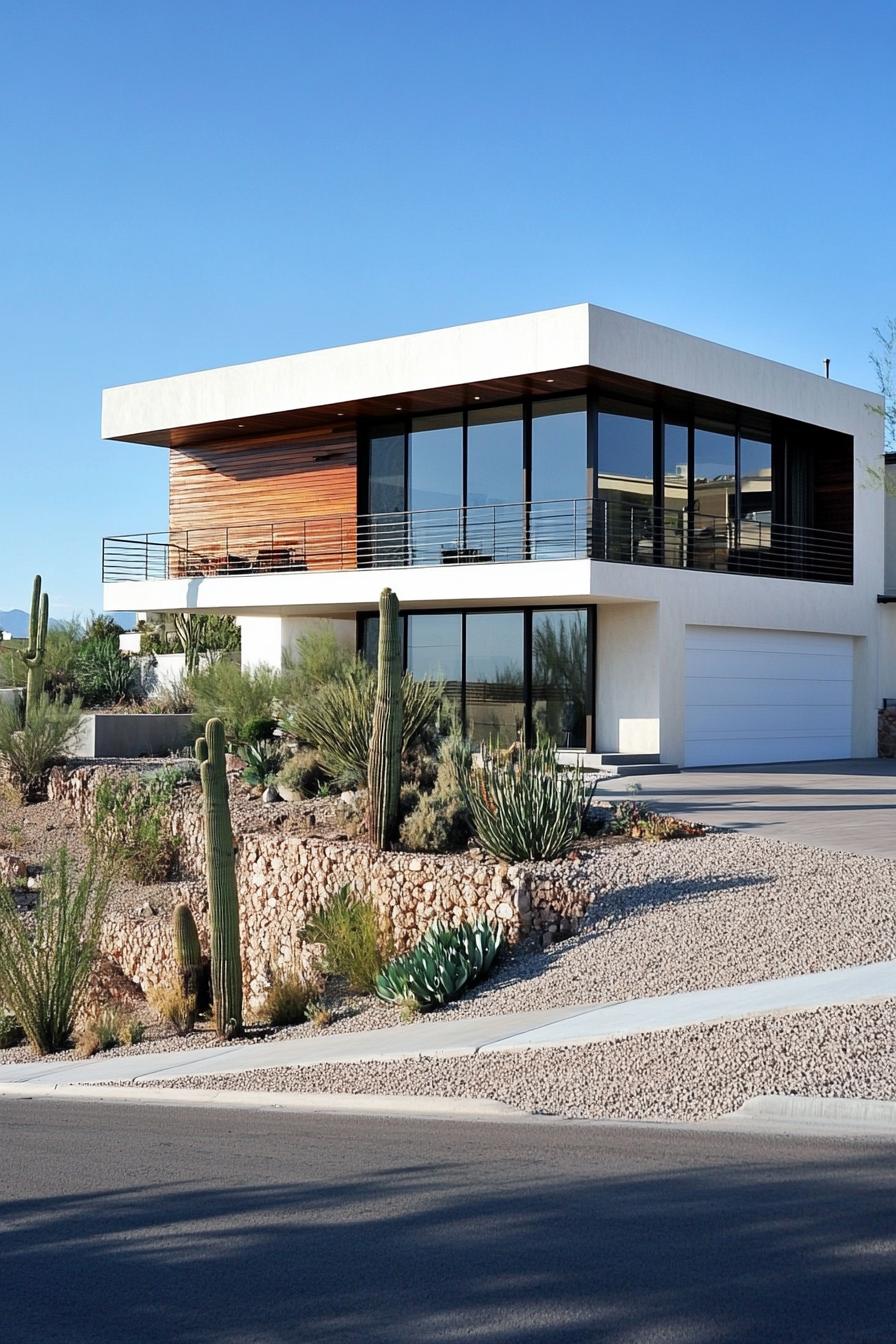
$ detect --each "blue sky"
[1,0,893,618]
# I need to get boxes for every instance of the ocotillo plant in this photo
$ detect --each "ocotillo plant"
[195,718,243,1036]
[367,587,403,848]
[22,574,48,718]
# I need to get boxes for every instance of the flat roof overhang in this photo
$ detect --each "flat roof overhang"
[101,302,880,449]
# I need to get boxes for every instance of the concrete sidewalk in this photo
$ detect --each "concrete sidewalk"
[1,959,891,1090]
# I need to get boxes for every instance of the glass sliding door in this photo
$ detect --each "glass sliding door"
[596,399,654,563]
[530,396,588,559]
[738,429,773,540]
[466,404,524,562]
[693,419,736,570]
[531,608,589,747]
[464,611,525,747]
[408,413,463,565]
[367,425,405,566]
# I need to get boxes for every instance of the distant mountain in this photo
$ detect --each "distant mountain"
[0,610,134,637]
[0,609,29,637]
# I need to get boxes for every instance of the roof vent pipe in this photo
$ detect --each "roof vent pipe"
[823,358,831,379]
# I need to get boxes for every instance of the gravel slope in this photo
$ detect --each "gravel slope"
[132,998,896,1121]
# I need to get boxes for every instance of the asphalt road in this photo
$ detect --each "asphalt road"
[1,1098,893,1344]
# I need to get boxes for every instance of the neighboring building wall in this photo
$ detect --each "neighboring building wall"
[238,614,356,671]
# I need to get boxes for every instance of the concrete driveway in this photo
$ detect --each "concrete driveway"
[595,759,896,857]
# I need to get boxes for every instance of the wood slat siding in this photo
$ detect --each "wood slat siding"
[168,425,357,571]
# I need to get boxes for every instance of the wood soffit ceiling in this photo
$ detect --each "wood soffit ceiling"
[120,365,681,449]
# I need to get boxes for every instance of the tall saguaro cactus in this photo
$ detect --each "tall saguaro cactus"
[368,587,403,848]
[22,574,49,718]
[196,717,243,1037]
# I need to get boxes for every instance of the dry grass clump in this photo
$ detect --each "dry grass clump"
[147,981,197,1036]
[75,1006,145,1058]
[261,964,324,1028]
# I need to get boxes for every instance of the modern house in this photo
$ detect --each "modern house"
[101,303,888,768]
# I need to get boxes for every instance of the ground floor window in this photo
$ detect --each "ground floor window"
[359,606,593,749]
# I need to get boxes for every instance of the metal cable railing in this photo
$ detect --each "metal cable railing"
[102,499,853,585]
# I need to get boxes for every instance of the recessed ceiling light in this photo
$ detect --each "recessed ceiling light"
[237,422,245,427]
[337,411,344,417]
[395,406,403,411]
[473,395,480,401]
[545,378,555,384]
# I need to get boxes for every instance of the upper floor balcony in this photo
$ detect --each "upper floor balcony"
[102,498,853,586]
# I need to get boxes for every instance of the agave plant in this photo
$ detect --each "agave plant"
[241,739,283,787]
[376,917,503,1010]
[452,737,589,862]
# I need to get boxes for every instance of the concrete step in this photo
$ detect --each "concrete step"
[557,750,677,777]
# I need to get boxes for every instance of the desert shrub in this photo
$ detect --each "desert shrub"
[188,660,281,747]
[280,624,355,700]
[145,674,194,714]
[0,1007,24,1048]
[84,614,124,641]
[241,739,283,787]
[376,918,503,1011]
[276,748,329,801]
[0,693,82,801]
[0,848,110,1054]
[453,738,588,862]
[607,802,703,841]
[400,792,469,853]
[0,618,85,701]
[147,981,197,1035]
[304,884,391,993]
[91,771,180,881]
[282,663,444,784]
[75,636,138,706]
[75,1006,145,1057]
[261,963,323,1027]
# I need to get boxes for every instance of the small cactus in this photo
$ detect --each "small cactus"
[171,902,209,1009]
[196,717,243,1037]
[367,588,403,848]
[22,574,49,719]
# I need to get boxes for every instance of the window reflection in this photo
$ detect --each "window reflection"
[663,420,689,566]
[530,397,588,559]
[368,427,405,566]
[694,419,736,570]
[407,613,462,711]
[532,609,588,747]
[465,612,525,746]
[409,413,463,564]
[597,399,654,564]
[466,405,523,562]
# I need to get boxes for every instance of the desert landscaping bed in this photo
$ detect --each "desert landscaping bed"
[118,997,896,1122]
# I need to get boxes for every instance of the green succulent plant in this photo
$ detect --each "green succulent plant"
[375,917,503,1010]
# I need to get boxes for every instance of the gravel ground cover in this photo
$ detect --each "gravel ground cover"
[126,998,896,1121]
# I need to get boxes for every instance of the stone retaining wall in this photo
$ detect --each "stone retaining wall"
[49,765,595,1006]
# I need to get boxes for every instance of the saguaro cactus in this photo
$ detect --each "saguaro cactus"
[172,901,202,991]
[196,717,243,1036]
[22,574,48,718]
[367,587,403,848]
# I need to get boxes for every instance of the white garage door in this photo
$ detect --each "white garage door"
[684,626,853,767]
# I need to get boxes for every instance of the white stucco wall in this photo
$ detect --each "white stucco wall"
[238,614,356,671]
[596,604,659,754]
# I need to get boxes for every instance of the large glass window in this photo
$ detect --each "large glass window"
[464,612,525,746]
[408,413,463,564]
[360,606,591,748]
[694,419,736,570]
[597,399,654,563]
[367,426,405,565]
[532,609,589,747]
[407,613,462,713]
[466,404,523,561]
[739,431,773,525]
[530,396,588,559]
